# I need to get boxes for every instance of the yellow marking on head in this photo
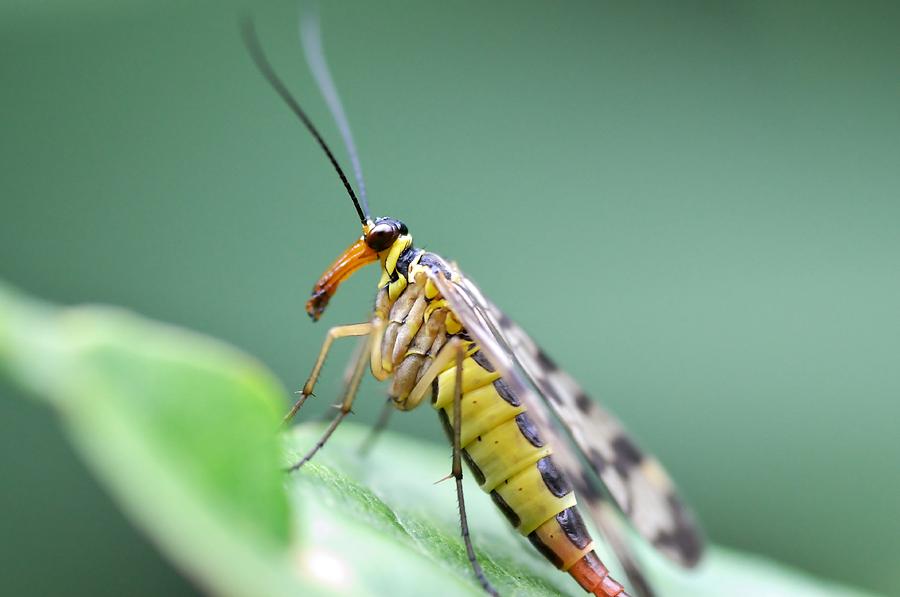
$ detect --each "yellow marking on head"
[383,235,411,275]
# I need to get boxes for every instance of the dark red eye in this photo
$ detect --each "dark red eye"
[365,223,399,252]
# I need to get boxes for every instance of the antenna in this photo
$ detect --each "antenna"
[241,18,369,224]
[300,12,370,220]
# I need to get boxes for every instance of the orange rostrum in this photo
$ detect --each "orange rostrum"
[306,236,377,320]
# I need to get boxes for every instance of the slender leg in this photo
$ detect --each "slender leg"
[287,335,371,472]
[357,396,394,456]
[342,335,370,387]
[451,345,500,597]
[283,322,372,425]
[403,336,467,411]
[310,336,369,425]
[369,317,390,381]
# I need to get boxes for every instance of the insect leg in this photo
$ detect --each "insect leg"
[451,343,500,597]
[369,316,390,380]
[341,334,370,387]
[403,335,467,410]
[283,322,372,425]
[357,396,394,456]
[286,333,371,472]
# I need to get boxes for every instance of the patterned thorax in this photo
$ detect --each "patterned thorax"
[370,244,462,404]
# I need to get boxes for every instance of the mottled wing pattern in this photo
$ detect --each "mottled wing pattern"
[520,394,656,596]
[426,262,703,568]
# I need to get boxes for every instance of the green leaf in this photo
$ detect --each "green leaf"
[0,282,301,597]
[0,282,877,597]
[287,423,877,597]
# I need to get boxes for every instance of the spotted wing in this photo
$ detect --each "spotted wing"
[518,390,655,596]
[425,263,703,568]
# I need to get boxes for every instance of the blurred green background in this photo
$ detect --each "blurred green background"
[1,0,898,595]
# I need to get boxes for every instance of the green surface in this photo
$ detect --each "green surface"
[0,283,878,596]
[1,1,898,595]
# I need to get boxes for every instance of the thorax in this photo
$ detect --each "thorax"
[369,248,465,408]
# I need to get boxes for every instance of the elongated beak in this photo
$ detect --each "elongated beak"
[306,237,378,320]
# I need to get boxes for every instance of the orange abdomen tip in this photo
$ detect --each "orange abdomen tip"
[568,551,631,597]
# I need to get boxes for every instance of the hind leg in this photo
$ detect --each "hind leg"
[448,342,499,596]
[357,396,394,455]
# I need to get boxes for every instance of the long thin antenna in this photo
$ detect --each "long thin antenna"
[299,13,370,220]
[241,18,369,224]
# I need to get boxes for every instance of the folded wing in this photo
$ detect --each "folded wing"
[424,262,703,568]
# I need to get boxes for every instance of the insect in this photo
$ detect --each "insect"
[243,16,703,597]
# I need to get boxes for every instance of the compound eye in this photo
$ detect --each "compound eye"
[365,222,399,252]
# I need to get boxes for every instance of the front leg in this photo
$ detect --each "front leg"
[287,333,371,472]
[283,322,372,425]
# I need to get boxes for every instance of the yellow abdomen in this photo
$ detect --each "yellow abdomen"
[432,349,596,571]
